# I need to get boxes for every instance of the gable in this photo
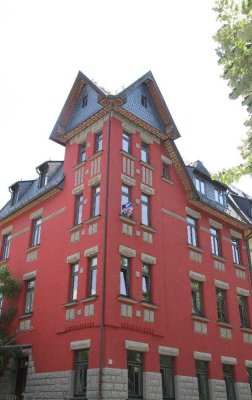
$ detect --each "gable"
[122,82,165,131]
[66,84,103,132]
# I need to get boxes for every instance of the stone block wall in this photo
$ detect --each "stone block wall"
[209,379,227,399]
[143,372,162,400]
[235,382,252,400]
[175,375,199,400]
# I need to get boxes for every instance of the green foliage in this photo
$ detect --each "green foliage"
[214,0,252,182]
[0,266,20,299]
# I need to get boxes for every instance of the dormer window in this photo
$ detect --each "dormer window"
[38,165,48,188]
[141,95,147,108]
[195,178,205,195]
[82,95,88,108]
[214,189,224,205]
[10,184,19,206]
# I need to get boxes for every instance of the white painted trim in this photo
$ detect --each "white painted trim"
[158,346,179,356]
[189,271,206,282]
[214,280,229,290]
[221,356,237,365]
[119,245,136,258]
[23,270,37,281]
[236,287,250,297]
[66,253,80,264]
[125,340,149,352]
[194,351,212,361]
[141,253,156,265]
[84,246,99,257]
[70,339,91,350]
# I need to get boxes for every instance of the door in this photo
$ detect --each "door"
[15,356,28,400]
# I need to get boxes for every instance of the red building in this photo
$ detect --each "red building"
[0,71,252,400]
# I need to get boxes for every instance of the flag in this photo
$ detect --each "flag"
[121,201,133,218]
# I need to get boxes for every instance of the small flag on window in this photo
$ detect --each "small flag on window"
[121,201,133,218]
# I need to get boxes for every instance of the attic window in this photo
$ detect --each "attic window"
[214,189,224,205]
[38,165,48,188]
[82,95,88,108]
[141,95,147,108]
[11,185,19,206]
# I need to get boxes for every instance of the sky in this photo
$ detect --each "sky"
[0,0,251,207]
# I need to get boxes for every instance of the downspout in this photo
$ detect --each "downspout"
[98,100,112,399]
[245,231,252,285]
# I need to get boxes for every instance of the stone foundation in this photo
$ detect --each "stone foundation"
[209,379,227,399]
[235,382,252,400]
[143,372,162,400]
[175,375,199,400]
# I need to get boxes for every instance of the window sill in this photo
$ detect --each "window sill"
[79,295,98,303]
[18,313,33,320]
[162,177,173,184]
[212,254,226,263]
[187,244,204,254]
[26,245,40,253]
[140,161,154,170]
[139,224,156,233]
[117,295,137,304]
[73,161,86,170]
[217,321,234,328]
[68,223,83,232]
[119,215,137,225]
[120,150,137,161]
[84,215,101,225]
[63,301,78,308]
[233,263,247,271]
[191,314,209,323]
[140,301,158,309]
[88,150,103,161]
[241,326,252,333]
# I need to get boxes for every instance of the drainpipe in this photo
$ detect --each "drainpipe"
[245,231,252,285]
[98,100,112,399]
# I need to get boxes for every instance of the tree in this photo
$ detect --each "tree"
[213,0,252,183]
[0,265,20,370]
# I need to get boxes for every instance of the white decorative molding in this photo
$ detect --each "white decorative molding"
[221,356,237,365]
[185,207,201,219]
[1,225,13,235]
[125,340,149,352]
[119,245,136,258]
[70,339,91,350]
[214,280,229,290]
[194,351,212,361]
[236,287,250,297]
[121,174,136,187]
[141,253,156,265]
[66,253,80,264]
[209,218,223,230]
[189,271,206,282]
[230,229,242,239]
[72,183,84,195]
[140,132,154,144]
[245,360,252,368]
[23,270,37,281]
[161,155,172,165]
[141,183,154,196]
[41,207,66,223]
[30,209,44,220]
[84,245,99,258]
[158,346,179,357]
[88,174,101,187]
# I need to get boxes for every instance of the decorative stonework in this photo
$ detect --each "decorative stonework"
[185,207,201,219]
[194,321,207,335]
[70,339,91,350]
[84,245,99,257]
[121,304,132,318]
[66,252,80,264]
[84,303,94,317]
[161,154,172,165]
[209,218,223,229]
[119,245,136,258]
[141,253,156,264]
[142,167,153,187]
[143,309,154,323]
[190,250,202,263]
[90,156,101,177]
[221,356,237,365]
[143,372,162,400]
[236,269,246,279]
[41,207,66,223]
[121,173,136,186]
[161,207,186,223]
[66,309,75,320]
[122,156,135,178]
[220,327,232,340]
[236,287,250,297]
[30,208,44,220]
[122,223,133,236]
[71,231,80,242]
[23,270,37,280]
[175,375,199,400]
[158,346,179,357]
[72,183,84,195]
[88,174,101,187]
[193,351,212,361]
[125,340,149,352]
[243,332,252,344]
[20,319,31,331]
[189,271,206,282]
[214,259,225,271]
[215,279,229,290]
[209,379,227,400]
[1,225,13,235]
[143,231,153,243]
[74,167,85,187]
[88,223,98,235]
[235,382,252,399]
[230,229,242,239]
[141,183,154,196]
[27,250,38,263]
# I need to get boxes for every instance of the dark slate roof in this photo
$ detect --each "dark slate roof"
[0,161,64,221]
[228,185,252,225]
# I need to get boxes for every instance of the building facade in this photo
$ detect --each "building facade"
[0,71,252,400]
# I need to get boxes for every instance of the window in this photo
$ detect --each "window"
[24,279,35,314]
[216,288,228,322]
[196,360,209,400]
[31,218,42,247]
[238,294,249,328]
[162,163,170,180]
[69,263,78,301]
[232,238,240,265]
[38,165,48,188]
[191,280,203,316]
[247,367,252,394]
[74,350,89,397]
[82,95,88,108]
[210,227,220,256]
[11,185,19,206]
[187,217,197,247]
[127,351,143,398]
[120,256,129,296]
[141,95,147,108]
[75,194,83,225]
[195,178,205,195]
[141,194,150,226]
[95,132,102,153]
[214,189,224,205]
[142,264,151,302]
[121,185,133,218]
[122,132,131,153]
[1,234,11,260]
[0,295,3,316]
[141,141,149,163]
[223,364,236,400]
[160,355,175,400]
[79,143,86,164]
[92,186,100,217]
[88,256,97,296]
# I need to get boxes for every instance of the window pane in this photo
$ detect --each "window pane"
[160,356,175,399]
[122,132,130,153]
[127,351,143,398]
[74,350,88,396]
[141,142,149,163]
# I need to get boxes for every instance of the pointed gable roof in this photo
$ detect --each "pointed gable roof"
[50,71,180,145]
